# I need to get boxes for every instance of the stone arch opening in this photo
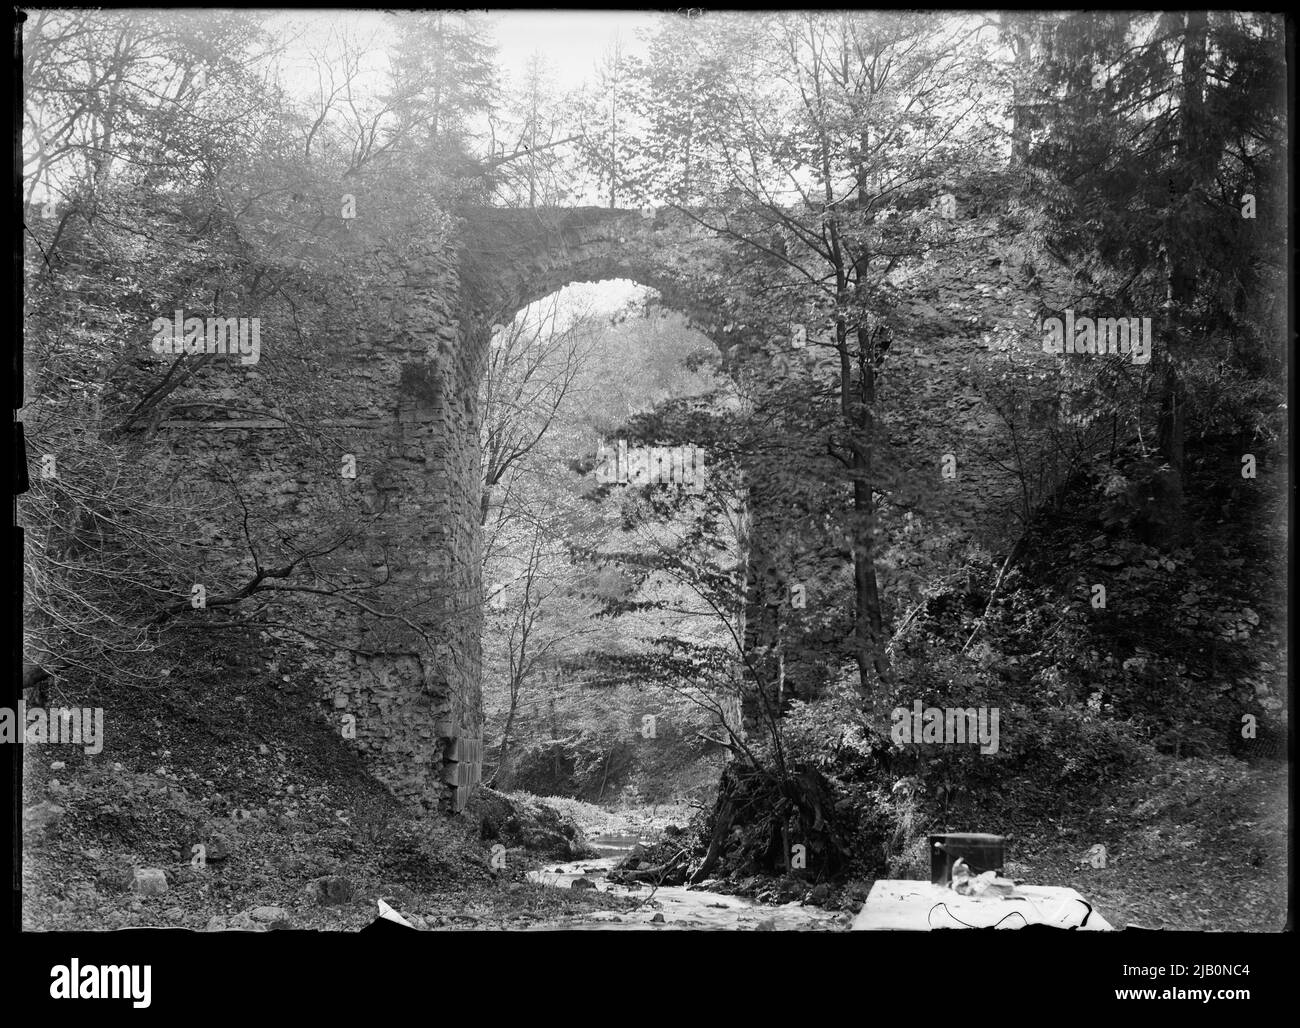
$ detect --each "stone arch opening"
[471,259,734,803]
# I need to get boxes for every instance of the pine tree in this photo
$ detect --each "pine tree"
[1020,11,1287,540]
[573,35,640,208]
[386,12,497,175]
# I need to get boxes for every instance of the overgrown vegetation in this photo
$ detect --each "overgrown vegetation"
[21,11,1288,931]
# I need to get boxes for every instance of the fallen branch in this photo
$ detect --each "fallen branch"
[610,847,688,885]
[621,848,691,907]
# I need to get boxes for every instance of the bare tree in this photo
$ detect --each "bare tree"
[480,292,599,551]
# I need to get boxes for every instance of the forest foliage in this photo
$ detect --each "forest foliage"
[21,11,1288,868]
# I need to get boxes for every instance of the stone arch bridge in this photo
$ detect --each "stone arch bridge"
[160,206,738,814]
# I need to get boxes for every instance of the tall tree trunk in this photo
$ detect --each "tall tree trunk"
[851,461,888,685]
[837,311,890,689]
[488,686,519,788]
[1007,18,1034,169]
[739,526,784,745]
[547,692,561,777]
[848,408,888,685]
[1154,10,1209,542]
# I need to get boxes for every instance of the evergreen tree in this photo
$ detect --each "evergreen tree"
[386,12,497,176]
[1020,11,1287,540]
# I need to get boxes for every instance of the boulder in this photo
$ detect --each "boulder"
[304,875,355,906]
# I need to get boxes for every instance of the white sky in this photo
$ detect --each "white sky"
[263,10,656,94]
[488,10,657,88]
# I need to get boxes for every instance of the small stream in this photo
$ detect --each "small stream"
[525,833,849,931]
[587,832,651,858]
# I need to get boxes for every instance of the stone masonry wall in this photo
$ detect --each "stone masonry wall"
[153,233,483,815]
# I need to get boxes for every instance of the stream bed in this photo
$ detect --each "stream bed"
[525,842,851,931]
